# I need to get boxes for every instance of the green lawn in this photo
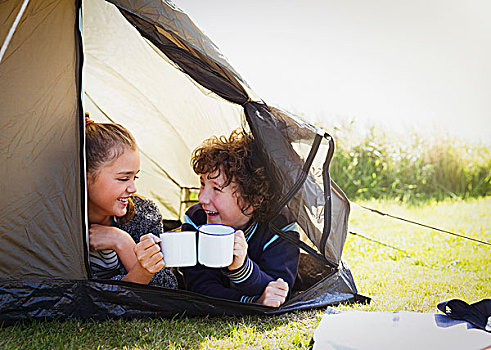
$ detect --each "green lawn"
[1,197,489,349]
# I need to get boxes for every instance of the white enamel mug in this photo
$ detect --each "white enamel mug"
[160,231,197,267]
[198,224,236,268]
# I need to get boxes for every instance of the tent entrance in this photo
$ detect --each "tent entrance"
[0,0,366,325]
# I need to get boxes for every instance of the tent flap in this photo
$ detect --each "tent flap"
[0,0,86,280]
[244,102,351,265]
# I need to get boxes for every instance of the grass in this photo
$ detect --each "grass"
[341,197,490,312]
[1,197,489,349]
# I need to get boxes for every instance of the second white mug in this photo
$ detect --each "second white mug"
[198,224,236,268]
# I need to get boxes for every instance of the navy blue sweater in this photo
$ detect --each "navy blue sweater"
[181,203,300,303]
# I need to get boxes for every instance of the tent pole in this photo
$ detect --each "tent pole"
[0,0,30,64]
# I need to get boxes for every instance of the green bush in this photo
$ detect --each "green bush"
[320,120,490,202]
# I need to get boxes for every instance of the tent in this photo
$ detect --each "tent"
[0,0,367,325]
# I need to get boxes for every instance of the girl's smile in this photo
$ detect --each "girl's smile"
[87,148,140,225]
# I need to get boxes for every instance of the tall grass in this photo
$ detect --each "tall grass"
[320,120,491,202]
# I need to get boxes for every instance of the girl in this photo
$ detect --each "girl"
[86,115,176,288]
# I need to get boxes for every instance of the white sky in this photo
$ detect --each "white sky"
[177,0,491,144]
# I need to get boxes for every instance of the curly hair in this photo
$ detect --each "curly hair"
[191,129,279,223]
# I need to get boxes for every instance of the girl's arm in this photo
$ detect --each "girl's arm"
[88,224,138,271]
[122,234,164,284]
[116,197,169,285]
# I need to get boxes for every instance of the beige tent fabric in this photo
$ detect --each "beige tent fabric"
[0,0,86,279]
[105,0,260,102]
[82,0,243,220]
[0,0,22,46]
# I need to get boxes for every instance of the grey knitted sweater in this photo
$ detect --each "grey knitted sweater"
[90,195,177,289]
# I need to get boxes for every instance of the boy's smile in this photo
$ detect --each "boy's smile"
[204,209,219,217]
[198,170,251,230]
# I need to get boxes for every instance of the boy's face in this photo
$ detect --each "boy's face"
[198,169,251,230]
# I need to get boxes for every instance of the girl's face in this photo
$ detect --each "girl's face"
[198,169,251,230]
[87,147,140,225]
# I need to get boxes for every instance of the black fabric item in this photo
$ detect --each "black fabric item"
[437,298,491,332]
[269,223,332,266]
[76,0,90,280]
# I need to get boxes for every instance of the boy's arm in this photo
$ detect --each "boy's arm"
[223,226,300,297]
[181,205,262,303]
[181,264,253,302]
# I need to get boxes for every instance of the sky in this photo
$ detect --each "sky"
[176,0,491,144]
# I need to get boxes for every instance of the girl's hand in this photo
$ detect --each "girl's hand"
[88,224,132,252]
[89,224,137,271]
[256,278,289,307]
[134,234,165,274]
[228,230,248,270]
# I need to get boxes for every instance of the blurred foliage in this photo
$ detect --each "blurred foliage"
[317,120,490,202]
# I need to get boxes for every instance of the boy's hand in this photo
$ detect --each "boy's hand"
[256,278,289,307]
[134,234,165,274]
[228,230,248,270]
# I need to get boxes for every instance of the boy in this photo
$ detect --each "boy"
[181,130,300,307]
